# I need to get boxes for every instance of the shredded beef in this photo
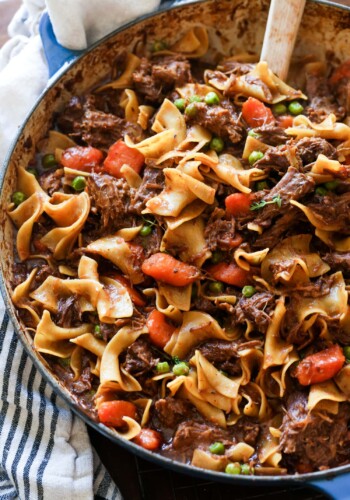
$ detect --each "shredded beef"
[172,420,233,454]
[186,100,243,143]
[39,169,63,196]
[204,208,236,251]
[280,392,350,471]
[253,208,301,249]
[305,192,350,235]
[56,295,82,328]
[123,337,158,377]
[155,398,198,428]
[294,137,337,165]
[129,166,165,214]
[192,296,218,315]
[87,173,134,230]
[72,366,93,394]
[232,416,260,446]
[305,72,345,123]
[196,340,242,376]
[232,292,275,334]
[251,167,315,228]
[132,55,191,104]
[323,252,350,275]
[254,145,300,175]
[253,124,288,146]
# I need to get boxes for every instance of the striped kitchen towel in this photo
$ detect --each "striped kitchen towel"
[0,0,189,498]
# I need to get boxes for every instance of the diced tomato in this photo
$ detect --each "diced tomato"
[225,193,252,217]
[295,344,345,386]
[142,253,200,287]
[242,97,275,128]
[98,400,137,428]
[329,59,350,85]
[110,273,146,307]
[277,115,294,129]
[146,309,176,349]
[206,262,251,287]
[104,140,145,178]
[133,428,162,451]
[61,146,103,171]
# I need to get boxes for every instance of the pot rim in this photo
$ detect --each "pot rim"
[1,0,350,485]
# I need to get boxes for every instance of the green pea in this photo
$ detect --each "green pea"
[248,151,264,165]
[343,346,350,361]
[71,176,86,191]
[209,442,225,455]
[288,101,304,116]
[151,40,168,52]
[205,92,220,105]
[12,192,27,207]
[185,103,198,118]
[225,463,241,475]
[256,181,269,191]
[140,225,152,237]
[27,168,37,177]
[211,250,224,264]
[172,361,189,376]
[242,285,256,298]
[209,281,224,294]
[324,180,339,191]
[241,463,252,475]
[248,130,260,138]
[272,103,287,115]
[174,98,186,112]
[156,361,170,373]
[42,153,57,169]
[94,324,103,339]
[210,137,224,153]
[315,186,328,196]
[189,95,202,103]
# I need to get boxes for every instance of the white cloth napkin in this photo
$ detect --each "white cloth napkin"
[0,0,195,498]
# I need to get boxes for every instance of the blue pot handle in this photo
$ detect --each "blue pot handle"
[309,471,350,499]
[39,12,82,77]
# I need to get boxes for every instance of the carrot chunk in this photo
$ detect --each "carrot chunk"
[142,253,200,287]
[242,97,275,128]
[61,146,103,171]
[206,262,251,287]
[104,140,144,178]
[146,309,175,349]
[133,428,162,450]
[295,344,345,386]
[98,400,137,428]
[225,193,252,217]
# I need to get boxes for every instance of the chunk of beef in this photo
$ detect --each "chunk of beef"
[305,192,350,235]
[196,340,242,376]
[129,166,165,214]
[155,398,198,428]
[280,392,350,471]
[56,96,84,133]
[192,296,218,315]
[305,72,345,123]
[12,262,28,288]
[123,337,158,377]
[132,55,192,104]
[253,124,288,146]
[87,173,134,230]
[133,225,162,258]
[172,420,233,455]
[254,145,300,175]
[72,366,93,394]
[251,167,315,228]
[323,252,350,276]
[186,100,243,144]
[204,208,237,251]
[294,137,337,165]
[232,292,275,334]
[217,61,254,76]
[39,169,63,196]
[56,295,82,328]
[253,208,300,249]
[232,416,260,446]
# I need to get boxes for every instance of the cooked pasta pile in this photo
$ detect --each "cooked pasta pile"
[8,27,350,476]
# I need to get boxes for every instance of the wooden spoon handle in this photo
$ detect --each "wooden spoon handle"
[260,0,306,81]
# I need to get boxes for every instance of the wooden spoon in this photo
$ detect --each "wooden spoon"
[260,0,306,81]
